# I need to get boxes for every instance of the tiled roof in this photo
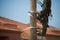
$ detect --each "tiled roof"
[0,22,20,31]
[0,16,28,30]
[0,16,60,36]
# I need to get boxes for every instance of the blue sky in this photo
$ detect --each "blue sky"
[0,0,60,28]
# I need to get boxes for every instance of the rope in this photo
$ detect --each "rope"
[21,27,37,32]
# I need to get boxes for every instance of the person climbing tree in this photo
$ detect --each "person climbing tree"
[37,0,52,36]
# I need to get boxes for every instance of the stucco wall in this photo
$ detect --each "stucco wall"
[46,35,60,40]
[0,31,20,40]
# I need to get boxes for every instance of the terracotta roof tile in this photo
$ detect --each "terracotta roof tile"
[0,16,60,36]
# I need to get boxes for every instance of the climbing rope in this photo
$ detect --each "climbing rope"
[21,27,37,32]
